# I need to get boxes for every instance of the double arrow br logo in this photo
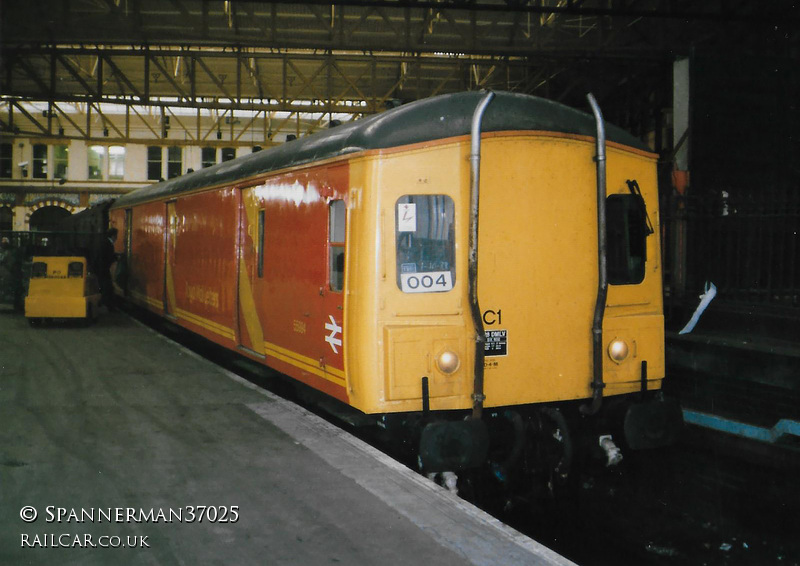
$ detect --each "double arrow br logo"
[324,315,342,354]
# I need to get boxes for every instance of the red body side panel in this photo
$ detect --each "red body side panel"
[241,164,348,400]
[116,163,349,404]
[170,188,239,345]
[112,202,166,312]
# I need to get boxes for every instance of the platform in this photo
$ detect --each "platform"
[665,318,800,461]
[0,309,572,566]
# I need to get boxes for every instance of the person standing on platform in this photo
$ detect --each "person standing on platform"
[98,228,119,310]
[0,237,13,306]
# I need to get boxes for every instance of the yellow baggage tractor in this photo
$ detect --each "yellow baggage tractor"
[25,256,102,325]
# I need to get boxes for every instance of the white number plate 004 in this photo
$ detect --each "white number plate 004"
[400,271,453,293]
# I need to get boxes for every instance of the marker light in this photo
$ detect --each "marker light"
[607,339,629,363]
[436,351,460,374]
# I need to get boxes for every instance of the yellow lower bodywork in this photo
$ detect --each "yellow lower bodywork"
[25,295,97,319]
[25,257,102,320]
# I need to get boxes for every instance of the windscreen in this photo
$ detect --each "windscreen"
[607,193,650,285]
[395,194,455,293]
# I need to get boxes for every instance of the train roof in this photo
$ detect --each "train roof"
[114,91,650,208]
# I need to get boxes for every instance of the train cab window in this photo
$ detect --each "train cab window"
[31,262,47,278]
[328,200,345,292]
[67,262,84,278]
[395,195,455,293]
[606,194,649,285]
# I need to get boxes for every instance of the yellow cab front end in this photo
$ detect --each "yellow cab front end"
[342,101,681,474]
[347,137,665,404]
[25,256,101,321]
[344,142,477,417]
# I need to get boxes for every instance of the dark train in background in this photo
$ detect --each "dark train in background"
[69,91,682,496]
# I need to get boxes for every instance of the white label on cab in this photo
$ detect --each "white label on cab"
[397,203,417,232]
[400,271,453,293]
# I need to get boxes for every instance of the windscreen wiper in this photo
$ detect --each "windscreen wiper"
[625,179,655,235]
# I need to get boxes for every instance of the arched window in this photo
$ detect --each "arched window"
[29,206,71,231]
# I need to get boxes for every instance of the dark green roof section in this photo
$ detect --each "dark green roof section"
[114,91,649,208]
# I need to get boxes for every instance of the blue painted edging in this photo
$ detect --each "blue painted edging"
[683,410,800,444]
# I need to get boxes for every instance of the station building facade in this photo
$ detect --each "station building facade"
[0,137,267,232]
[0,101,349,232]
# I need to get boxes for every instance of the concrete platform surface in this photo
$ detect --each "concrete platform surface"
[0,310,573,566]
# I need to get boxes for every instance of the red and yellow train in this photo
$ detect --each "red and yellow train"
[104,91,681,489]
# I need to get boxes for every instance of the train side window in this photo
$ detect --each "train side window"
[606,194,648,285]
[395,195,455,293]
[328,200,345,292]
